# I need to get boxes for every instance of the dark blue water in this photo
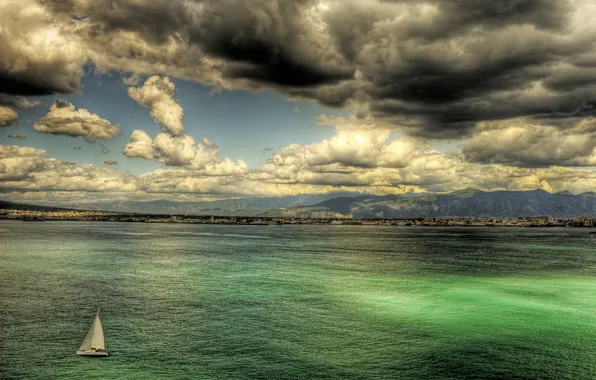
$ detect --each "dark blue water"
[2,221,596,379]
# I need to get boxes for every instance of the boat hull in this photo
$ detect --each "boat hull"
[76,350,108,357]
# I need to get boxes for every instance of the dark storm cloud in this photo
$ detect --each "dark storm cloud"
[42,0,192,44]
[221,60,350,88]
[432,0,570,31]
[288,81,359,108]
[321,0,589,136]
[326,0,571,61]
[327,0,596,136]
[542,67,596,92]
[0,73,55,96]
[185,0,354,88]
[0,68,82,97]
[372,83,596,138]
[40,0,353,89]
[4,0,596,138]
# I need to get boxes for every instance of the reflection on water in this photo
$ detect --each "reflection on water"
[1,221,596,380]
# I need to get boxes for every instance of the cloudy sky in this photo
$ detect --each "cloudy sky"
[2,0,596,205]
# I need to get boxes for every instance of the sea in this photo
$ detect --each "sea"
[1,221,596,380]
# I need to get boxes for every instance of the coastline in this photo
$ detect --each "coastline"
[1,209,595,228]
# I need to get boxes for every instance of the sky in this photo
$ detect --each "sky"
[2,0,596,205]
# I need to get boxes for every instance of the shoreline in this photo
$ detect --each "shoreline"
[2,209,595,228]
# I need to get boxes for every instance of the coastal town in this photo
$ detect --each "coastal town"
[1,208,595,228]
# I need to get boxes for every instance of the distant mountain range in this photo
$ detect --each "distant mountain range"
[260,188,596,218]
[3,189,596,218]
[44,192,366,216]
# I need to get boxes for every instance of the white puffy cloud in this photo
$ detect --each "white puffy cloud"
[0,145,49,180]
[5,131,596,203]
[0,145,47,160]
[0,106,18,126]
[241,117,596,195]
[33,101,121,140]
[127,76,185,135]
[123,131,209,167]
[124,130,248,175]
[122,129,154,160]
[0,144,136,192]
[463,118,596,166]
[135,168,357,198]
[23,162,136,192]
[252,119,425,186]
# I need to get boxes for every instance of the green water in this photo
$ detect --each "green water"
[2,221,596,379]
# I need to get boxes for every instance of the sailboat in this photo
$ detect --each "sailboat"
[76,309,108,356]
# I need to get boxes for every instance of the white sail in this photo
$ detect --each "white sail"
[77,310,107,356]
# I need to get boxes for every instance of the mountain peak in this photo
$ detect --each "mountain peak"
[449,187,482,195]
